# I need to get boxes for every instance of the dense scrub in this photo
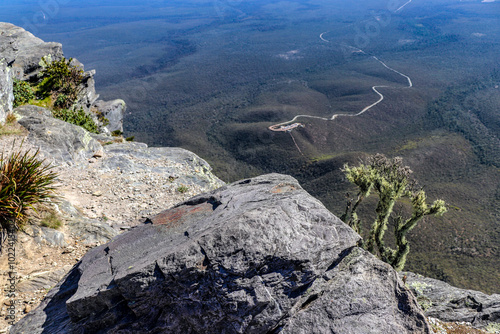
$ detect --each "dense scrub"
[13,56,101,133]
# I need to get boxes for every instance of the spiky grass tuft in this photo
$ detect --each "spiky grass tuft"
[0,143,58,245]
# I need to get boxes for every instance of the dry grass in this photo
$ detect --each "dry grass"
[0,113,27,136]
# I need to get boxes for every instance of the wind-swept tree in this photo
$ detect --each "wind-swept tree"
[341,154,447,271]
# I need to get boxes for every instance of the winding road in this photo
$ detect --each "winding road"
[396,0,413,12]
[268,33,413,133]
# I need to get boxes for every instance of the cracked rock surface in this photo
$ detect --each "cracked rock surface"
[12,174,430,333]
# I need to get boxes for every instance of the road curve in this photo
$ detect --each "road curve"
[268,33,413,132]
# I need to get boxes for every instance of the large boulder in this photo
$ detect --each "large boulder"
[404,272,500,331]
[0,58,13,123]
[0,22,63,81]
[12,174,430,334]
[15,105,103,166]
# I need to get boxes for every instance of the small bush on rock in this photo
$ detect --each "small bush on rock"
[40,211,63,230]
[52,107,99,134]
[37,56,84,109]
[13,79,35,108]
[176,185,189,193]
[0,114,26,136]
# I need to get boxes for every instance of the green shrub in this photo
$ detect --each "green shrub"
[52,107,99,134]
[37,56,84,109]
[96,113,109,127]
[54,94,70,109]
[0,144,58,239]
[176,185,189,193]
[13,79,35,108]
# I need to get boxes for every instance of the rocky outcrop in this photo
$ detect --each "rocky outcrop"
[404,272,500,332]
[0,22,63,81]
[100,141,224,190]
[12,174,430,334]
[0,58,13,123]
[12,103,223,224]
[93,99,126,133]
[0,22,121,131]
[15,105,103,166]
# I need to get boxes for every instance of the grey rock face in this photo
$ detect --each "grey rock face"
[56,199,119,245]
[101,141,224,190]
[404,272,500,331]
[17,265,73,294]
[0,22,63,81]
[12,174,430,334]
[93,99,126,133]
[31,226,68,247]
[0,58,13,123]
[15,105,103,166]
[77,69,100,112]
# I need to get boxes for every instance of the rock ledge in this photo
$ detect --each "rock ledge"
[12,174,429,334]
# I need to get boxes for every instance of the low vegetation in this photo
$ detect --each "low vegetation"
[13,79,34,108]
[12,56,103,133]
[0,143,58,247]
[0,113,26,136]
[341,154,447,271]
[52,107,99,134]
[40,211,63,230]
[176,185,189,193]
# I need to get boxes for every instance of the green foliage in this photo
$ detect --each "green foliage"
[0,143,58,241]
[37,56,84,109]
[13,79,35,108]
[342,154,447,271]
[96,113,109,127]
[125,136,135,142]
[53,94,70,109]
[28,96,52,109]
[111,130,123,137]
[176,185,189,193]
[52,107,99,134]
